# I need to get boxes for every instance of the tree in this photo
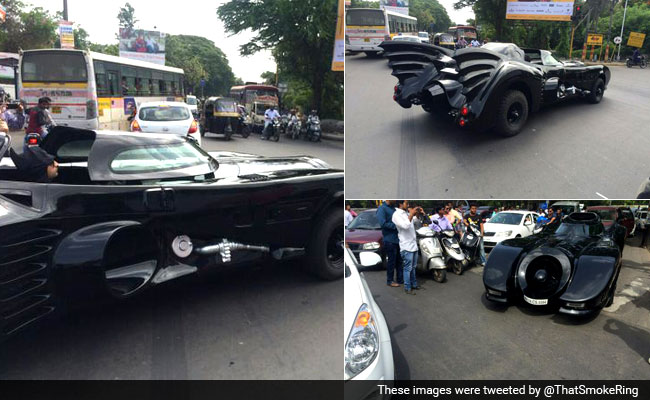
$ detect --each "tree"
[165,35,236,97]
[260,71,276,85]
[117,2,138,31]
[89,43,119,56]
[73,27,91,50]
[0,1,59,52]
[350,0,379,7]
[410,0,452,33]
[218,0,343,119]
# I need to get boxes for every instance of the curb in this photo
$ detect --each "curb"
[322,132,344,142]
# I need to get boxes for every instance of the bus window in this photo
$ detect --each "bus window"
[121,66,137,96]
[94,61,108,96]
[21,51,88,82]
[107,71,119,96]
[137,69,151,95]
[159,80,167,95]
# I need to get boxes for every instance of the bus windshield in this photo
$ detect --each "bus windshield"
[21,52,88,82]
[346,9,385,26]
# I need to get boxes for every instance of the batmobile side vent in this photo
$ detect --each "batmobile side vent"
[454,51,501,99]
[0,229,61,338]
[238,173,270,182]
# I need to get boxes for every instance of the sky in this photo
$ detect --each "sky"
[437,0,475,26]
[27,0,276,83]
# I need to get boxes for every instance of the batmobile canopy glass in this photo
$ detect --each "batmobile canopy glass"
[555,222,604,237]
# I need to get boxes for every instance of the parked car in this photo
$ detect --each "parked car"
[344,248,394,392]
[0,128,343,342]
[483,211,540,250]
[550,201,581,216]
[483,212,626,316]
[131,101,201,146]
[417,31,430,43]
[381,41,610,136]
[587,206,635,237]
[345,209,384,264]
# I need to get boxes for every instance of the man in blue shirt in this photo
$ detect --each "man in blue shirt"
[431,205,453,232]
[376,201,403,287]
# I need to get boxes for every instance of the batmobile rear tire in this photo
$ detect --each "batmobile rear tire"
[587,78,605,104]
[494,90,529,137]
[307,209,344,280]
[432,268,446,283]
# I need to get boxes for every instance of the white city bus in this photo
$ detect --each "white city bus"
[19,49,184,131]
[345,8,418,55]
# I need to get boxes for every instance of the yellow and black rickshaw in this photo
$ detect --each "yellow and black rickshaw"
[433,33,456,50]
[200,97,242,140]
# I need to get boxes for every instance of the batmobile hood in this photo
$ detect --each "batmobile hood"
[210,153,340,182]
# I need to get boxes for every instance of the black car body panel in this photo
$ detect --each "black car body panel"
[0,128,343,340]
[483,212,624,315]
[380,41,610,130]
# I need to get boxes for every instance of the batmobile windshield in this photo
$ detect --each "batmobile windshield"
[555,222,604,238]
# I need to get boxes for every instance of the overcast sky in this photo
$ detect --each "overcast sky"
[438,0,475,26]
[27,0,276,82]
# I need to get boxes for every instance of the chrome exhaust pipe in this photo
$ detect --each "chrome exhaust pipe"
[193,238,270,263]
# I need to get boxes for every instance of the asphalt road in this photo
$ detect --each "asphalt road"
[8,129,344,170]
[0,260,342,379]
[345,54,650,198]
[359,236,650,379]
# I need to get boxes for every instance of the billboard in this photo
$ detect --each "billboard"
[627,32,646,48]
[332,0,344,71]
[119,28,166,65]
[380,0,409,16]
[506,0,574,22]
[586,33,603,45]
[59,21,75,49]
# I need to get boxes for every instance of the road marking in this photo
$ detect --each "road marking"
[604,277,650,313]
[596,192,608,200]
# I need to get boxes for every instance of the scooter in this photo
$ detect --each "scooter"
[288,115,301,140]
[626,55,647,69]
[415,227,448,283]
[459,222,482,267]
[280,114,290,134]
[305,115,321,142]
[262,118,281,142]
[236,114,251,138]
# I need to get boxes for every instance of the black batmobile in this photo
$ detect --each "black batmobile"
[0,127,343,341]
[483,212,626,316]
[380,41,610,136]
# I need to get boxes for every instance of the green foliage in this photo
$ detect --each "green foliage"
[350,0,380,7]
[594,2,650,58]
[218,0,343,119]
[165,35,236,97]
[117,2,138,31]
[260,71,276,85]
[410,0,452,33]
[0,0,59,52]
[89,43,119,56]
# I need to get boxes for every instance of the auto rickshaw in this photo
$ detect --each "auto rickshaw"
[200,97,241,140]
[432,33,456,50]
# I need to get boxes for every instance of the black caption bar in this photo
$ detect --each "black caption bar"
[345,381,650,400]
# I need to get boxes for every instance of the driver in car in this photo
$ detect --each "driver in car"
[10,146,59,183]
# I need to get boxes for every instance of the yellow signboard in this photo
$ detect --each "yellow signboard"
[587,34,603,46]
[506,0,574,22]
[332,0,344,71]
[627,32,646,48]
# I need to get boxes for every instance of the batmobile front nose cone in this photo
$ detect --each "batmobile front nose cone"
[172,235,193,258]
[535,269,547,282]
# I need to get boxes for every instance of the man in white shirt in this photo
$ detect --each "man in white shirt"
[391,200,422,295]
[261,106,280,139]
[344,208,354,227]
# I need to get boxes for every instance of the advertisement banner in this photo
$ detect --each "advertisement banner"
[586,33,603,45]
[0,4,6,22]
[59,21,75,49]
[506,0,574,22]
[119,28,166,65]
[332,0,344,71]
[380,0,409,16]
[627,32,646,48]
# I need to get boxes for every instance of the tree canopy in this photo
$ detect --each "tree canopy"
[410,0,452,33]
[0,0,59,52]
[218,0,343,119]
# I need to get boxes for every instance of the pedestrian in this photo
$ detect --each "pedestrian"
[376,201,403,288]
[491,207,499,218]
[392,200,423,295]
[464,203,487,266]
[548,207,563,226]
[3,101,26,130]
[344,206,354,228]
[431,205,453,232]
[641,220,649,248]
[345,203,358,218]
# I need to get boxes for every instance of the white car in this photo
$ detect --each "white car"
[131,101,201,146]
[344,249,394,394]
[417,31,430,43]
[483,211,540,250]
[636,210,649,231]
[392,35,420,43]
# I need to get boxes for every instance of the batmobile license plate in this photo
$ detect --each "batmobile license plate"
[364,38,370,42]
[51,106,62,114]
[523,295,548,306]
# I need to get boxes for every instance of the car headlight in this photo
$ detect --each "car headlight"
[345,304,379,379]
[495,231,513,237]
[362,242,380,250]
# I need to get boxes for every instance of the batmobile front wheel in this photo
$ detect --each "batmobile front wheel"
[587,78,605,104]
[307,209,344,280]
[494,90,529,137]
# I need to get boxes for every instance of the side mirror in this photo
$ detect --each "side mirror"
[359,251,382,267]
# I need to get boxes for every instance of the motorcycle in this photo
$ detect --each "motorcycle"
[459,222,483,268]
[236,113,251,138]
[626,55,647,69]
[280,114,290,134]
[415,227,448,283]
[305,115,322,142]
[24,132,42,147]
[288,116,302,140]
[262,118,281,142]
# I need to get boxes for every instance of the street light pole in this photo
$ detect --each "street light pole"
[617,0,629,61]
[63,0,68,20]
[605,0,615,61]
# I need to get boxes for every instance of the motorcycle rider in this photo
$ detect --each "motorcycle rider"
[24,97,54,151]
[464,204,487,267]
[261,105,280,140]
[633,48,641,64]
[376,201,403,288]
[431,205,453,232]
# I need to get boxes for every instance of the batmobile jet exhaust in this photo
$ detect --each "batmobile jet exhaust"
[172,236,303,263]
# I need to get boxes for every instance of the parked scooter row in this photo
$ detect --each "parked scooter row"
[415,220,483,283]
